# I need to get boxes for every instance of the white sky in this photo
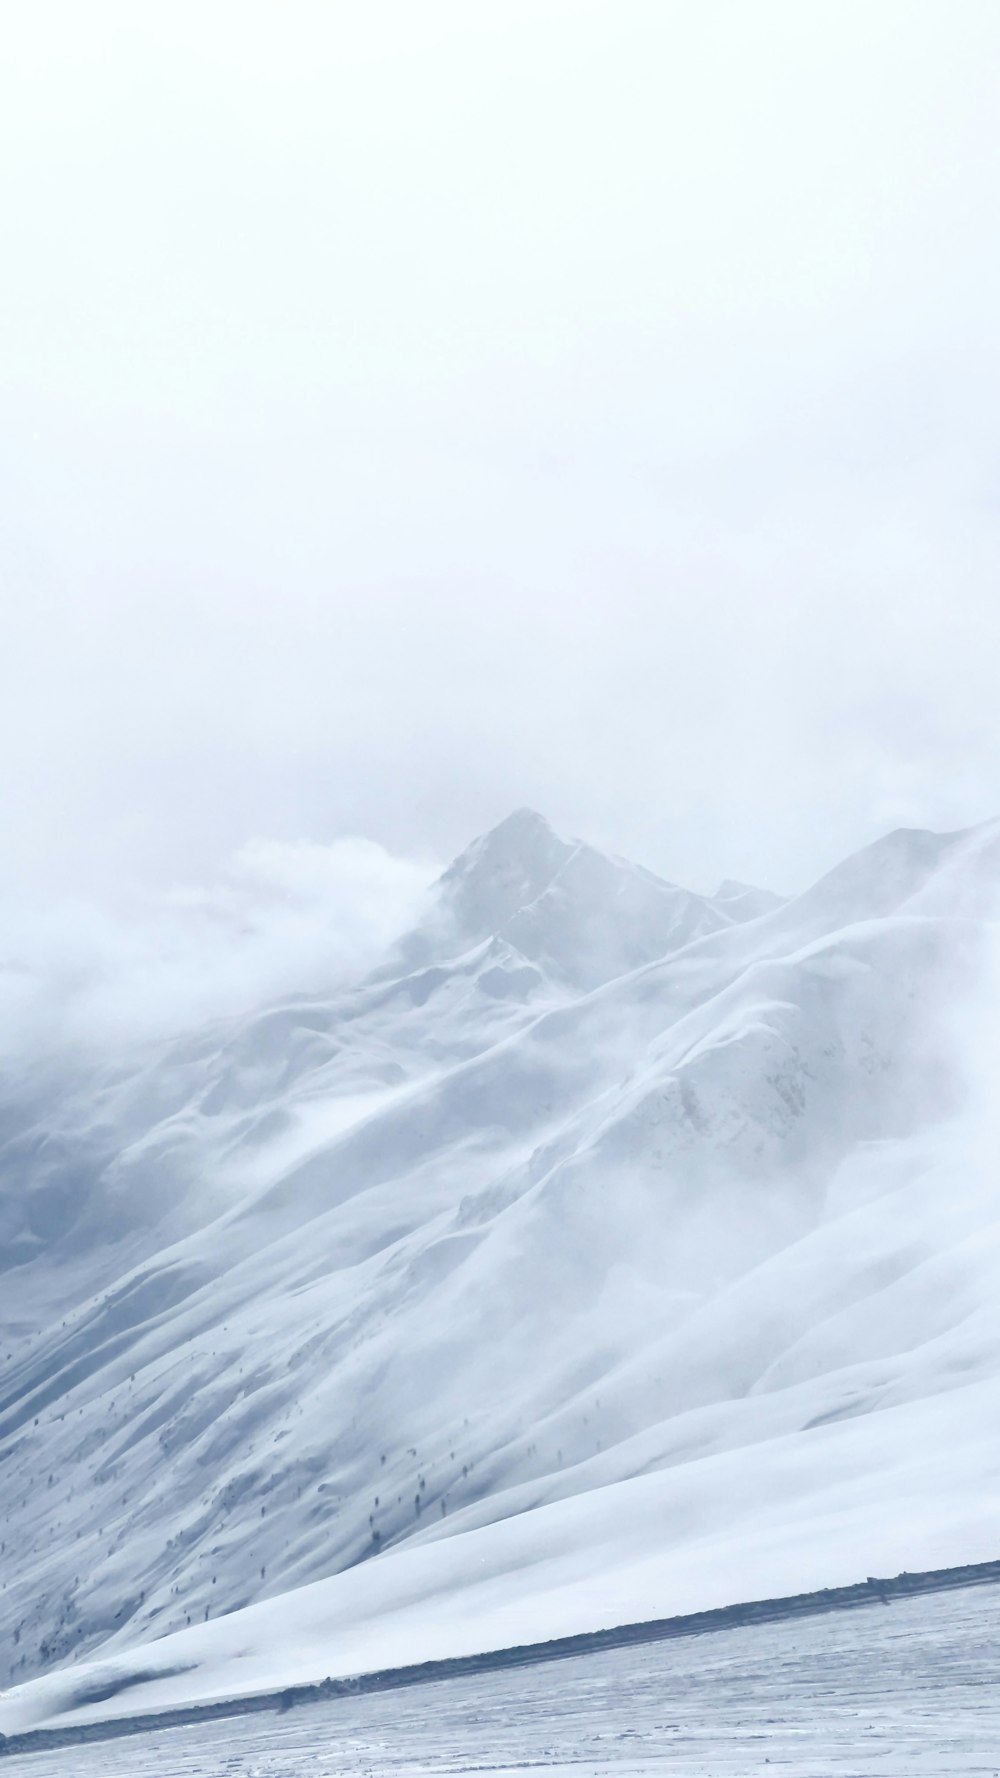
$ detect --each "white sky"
[3,0,1000,909]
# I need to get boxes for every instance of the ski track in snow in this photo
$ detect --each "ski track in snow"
[3,1584,998,1776]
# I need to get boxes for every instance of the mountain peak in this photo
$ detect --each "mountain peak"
[471,806,568,860]
[437,809,574,940]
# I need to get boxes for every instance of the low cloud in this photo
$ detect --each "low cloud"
[0,836,438,1058]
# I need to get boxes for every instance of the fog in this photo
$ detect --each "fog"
[3,1,999,943]
[0,836,435,1055]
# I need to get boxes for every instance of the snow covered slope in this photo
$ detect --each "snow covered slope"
[2,809,1000,1717]
[5,1582,999,1775]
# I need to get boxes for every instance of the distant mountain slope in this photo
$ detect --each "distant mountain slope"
[381,806,763,989]
[1,812,999,1707]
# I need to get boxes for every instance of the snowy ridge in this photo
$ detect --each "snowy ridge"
[2,811,1000,1731]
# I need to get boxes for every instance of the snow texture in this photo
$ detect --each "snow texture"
[2,1582,998,1775]
[2,808,1000,1733]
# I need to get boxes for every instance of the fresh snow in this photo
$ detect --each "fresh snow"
[3,1583,999,1775]
[2,809,1000,1734]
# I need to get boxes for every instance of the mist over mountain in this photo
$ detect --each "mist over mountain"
[3,808,1000,1734]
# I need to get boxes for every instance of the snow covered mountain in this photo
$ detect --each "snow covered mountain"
[3,808,1000,1727]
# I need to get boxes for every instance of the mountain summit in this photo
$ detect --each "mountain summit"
[406,808,779,991]
[438,808,574,937]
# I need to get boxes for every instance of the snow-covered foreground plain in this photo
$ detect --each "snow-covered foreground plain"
[3,1583,999,1776]
[3,808,1000,1728]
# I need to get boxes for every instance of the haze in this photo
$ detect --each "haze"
[3,1,999,914]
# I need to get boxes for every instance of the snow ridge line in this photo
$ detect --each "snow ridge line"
[3,1556,999,1760]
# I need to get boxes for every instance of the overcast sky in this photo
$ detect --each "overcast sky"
[3,0,1000,926]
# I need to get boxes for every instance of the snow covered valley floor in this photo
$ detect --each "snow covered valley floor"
[3,1581,999,1776]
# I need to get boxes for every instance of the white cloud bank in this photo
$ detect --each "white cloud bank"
[0,837,437,1057]
[1,2,999,900]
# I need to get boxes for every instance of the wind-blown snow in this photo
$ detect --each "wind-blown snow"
[2,808,1000,1733]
